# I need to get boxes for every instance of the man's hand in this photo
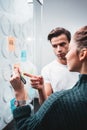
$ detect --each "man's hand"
[24,73,44,90]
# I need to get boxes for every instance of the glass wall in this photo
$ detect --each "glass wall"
[0,0,43,129]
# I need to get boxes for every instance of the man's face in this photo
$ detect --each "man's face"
[51,34,69,61]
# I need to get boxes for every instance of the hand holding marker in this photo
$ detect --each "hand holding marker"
[12,64,26,84]
[20,74,26,84]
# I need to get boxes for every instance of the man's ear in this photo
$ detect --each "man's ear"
[79,48,87,61]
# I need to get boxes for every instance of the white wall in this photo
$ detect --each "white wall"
[40,0,87,70]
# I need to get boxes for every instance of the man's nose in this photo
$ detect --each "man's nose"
[57,45,62,51]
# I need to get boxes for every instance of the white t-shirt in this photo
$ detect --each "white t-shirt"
[41,60,79,92]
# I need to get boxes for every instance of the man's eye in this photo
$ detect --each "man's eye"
[52,45,57,48]
[60,42,66,46]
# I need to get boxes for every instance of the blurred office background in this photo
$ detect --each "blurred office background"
[0,0,87,129]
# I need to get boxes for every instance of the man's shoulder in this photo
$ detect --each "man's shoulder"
[42,60,57,70]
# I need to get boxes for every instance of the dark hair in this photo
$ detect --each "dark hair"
[48,27,71,42]
[74,25,87,51]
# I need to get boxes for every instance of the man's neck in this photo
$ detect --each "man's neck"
[57,59,67,65]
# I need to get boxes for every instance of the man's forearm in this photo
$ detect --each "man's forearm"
[38,88,47,105]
